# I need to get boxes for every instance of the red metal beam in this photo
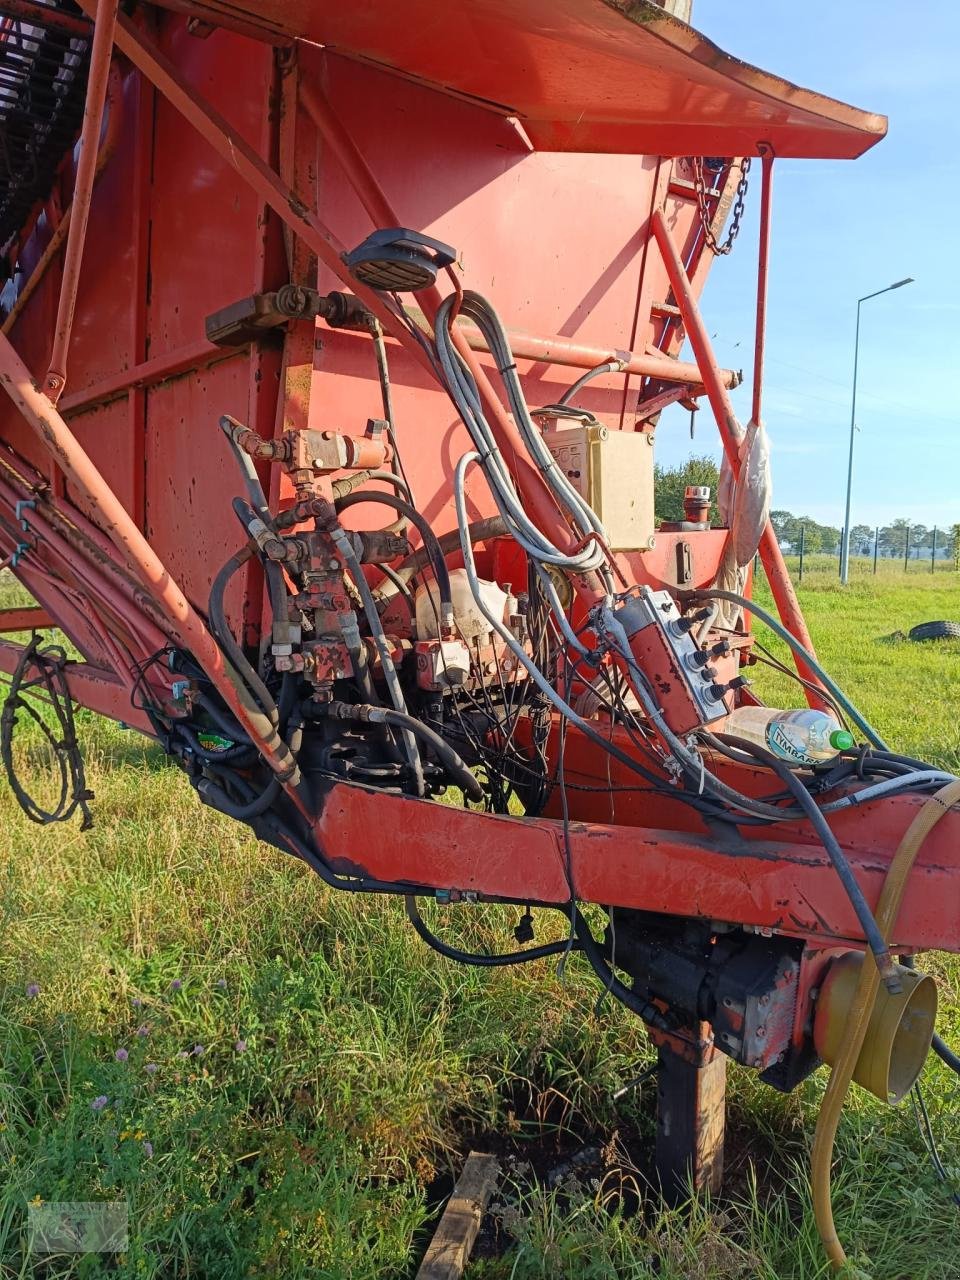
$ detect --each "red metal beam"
[752,148,774,427]
[446,316,738,390]
[2,63,125,338]
[0,639,153,732]
[313,777,960,954]
[0,330,306,805]
[0,606,51,631]
[651,207,825,699]
[43,0,119,404]
[0,0,92,37]
[59,338,243,415]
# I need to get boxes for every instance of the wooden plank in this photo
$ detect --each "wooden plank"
[655,1037,726,1202]
[416,1152,499,1280]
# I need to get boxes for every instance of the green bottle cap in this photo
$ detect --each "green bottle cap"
[829,729,855,752]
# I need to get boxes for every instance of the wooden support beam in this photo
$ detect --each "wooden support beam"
[655,1036,726,1202]
[416,1152,499,1280]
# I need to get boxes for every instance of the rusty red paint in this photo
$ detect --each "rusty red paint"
[43,0,120,405]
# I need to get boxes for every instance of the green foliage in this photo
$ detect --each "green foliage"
[0,573,959,1277]
[653,454,720,523]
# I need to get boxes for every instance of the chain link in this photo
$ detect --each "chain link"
[691,156,751,256]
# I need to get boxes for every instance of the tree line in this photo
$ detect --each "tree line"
[654,456,958,561]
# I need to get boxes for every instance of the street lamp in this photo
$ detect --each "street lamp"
[840,277,914,585]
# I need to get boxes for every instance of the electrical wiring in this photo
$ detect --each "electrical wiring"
[452,453,753,823]
[433,292,610,581]
[556,359,627,407]
[715,732,899,991]
[690,587,887,747]
[404,895,580,967]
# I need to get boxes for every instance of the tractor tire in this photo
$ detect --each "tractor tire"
[908,620,960,642]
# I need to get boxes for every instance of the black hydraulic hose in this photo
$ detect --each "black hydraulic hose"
[333,491,452,611]
[901,957,960,1077]
[325,702,484,802]
[933,1033,960,1077]
[219,415,272,526]
[199,773,281,820]
[405,895,581,967]
[571,907,674,1031]
[719,733,901,993]
[208,546,279,727]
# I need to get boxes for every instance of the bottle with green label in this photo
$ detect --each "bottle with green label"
[723,706,855,767]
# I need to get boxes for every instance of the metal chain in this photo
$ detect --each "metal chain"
[692,157,751,255]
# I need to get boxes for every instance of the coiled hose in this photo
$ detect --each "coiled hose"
[811,778,960,1270]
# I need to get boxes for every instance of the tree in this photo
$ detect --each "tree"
[951,523,960,571]
[849,524,874,557]
[654,455,721,523]
[879,519,911,559]
[771,509,805,550]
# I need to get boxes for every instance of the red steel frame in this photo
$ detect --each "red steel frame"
[0,1,955,988]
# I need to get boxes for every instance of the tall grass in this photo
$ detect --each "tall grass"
[0,573,958,1278]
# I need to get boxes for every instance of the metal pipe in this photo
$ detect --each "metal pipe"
[406,309,738,390]
[43,0,119,403]
[0,330,306,804]
[839,277,913,585]
[0,0,93,36]
[3,61,124,337]
[751,148,774,426]
[651,206,825,699]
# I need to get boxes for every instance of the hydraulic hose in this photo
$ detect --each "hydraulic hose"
[811,779,960,1271]
[327,524,425,796]
[932,1032,960,1076]
[691,587,886,747]
[326,702,483,802]
[334,490,452,615]
[208,545,279,727]
[718,734,900,992]
[218,416,272,526]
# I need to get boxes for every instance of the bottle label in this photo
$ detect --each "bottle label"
[767,721,819,766]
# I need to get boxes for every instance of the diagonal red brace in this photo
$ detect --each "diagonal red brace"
[652,207,825,700]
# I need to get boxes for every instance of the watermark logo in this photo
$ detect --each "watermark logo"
[28,1201,128,1253]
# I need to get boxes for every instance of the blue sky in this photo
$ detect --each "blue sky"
[656,1,960,531]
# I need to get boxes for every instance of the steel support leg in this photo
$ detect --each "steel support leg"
[655,1036,726,1202]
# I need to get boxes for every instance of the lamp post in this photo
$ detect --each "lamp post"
[840,277,914,585]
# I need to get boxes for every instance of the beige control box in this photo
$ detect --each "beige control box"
[539,419,656,551]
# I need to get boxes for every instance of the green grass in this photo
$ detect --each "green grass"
[1,570,959,1278]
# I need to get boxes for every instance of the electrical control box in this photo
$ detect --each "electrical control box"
[615,586,739,734]
[538,418,656,551]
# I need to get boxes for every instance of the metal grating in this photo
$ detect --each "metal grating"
[0,1,91,252]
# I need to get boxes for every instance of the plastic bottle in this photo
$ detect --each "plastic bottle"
[722,705,855,766]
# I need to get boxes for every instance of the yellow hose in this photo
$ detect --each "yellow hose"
[811,779,960,1269]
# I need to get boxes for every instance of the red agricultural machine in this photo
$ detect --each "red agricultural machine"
[0,0,957,1267]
